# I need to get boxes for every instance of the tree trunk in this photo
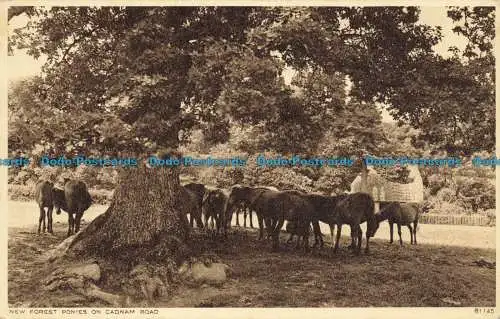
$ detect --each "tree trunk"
[68,164,191,265]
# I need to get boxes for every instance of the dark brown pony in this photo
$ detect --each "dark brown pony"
[252,190,315,252]
[202,188,230,236]
[34,180,55,234]
[182,183,205,228]
[334,192,377,254]
[53,180,93,237]
[372,202,421,245]
[303,193,348,248]
[224,185,278,240]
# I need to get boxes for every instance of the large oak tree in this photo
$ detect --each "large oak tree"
[10,6,491,273]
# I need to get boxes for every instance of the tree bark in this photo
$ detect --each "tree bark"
[68,164,191,265]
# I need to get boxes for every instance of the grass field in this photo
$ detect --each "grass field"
[8,221,496,308]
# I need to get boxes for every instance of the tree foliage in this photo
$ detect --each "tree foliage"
[9,6,449,157]
[382,6,495,155]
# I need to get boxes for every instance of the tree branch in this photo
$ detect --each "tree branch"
[8,6,34,21]
[54,28,97,68]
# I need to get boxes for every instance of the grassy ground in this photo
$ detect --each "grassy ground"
[8,223,496,308]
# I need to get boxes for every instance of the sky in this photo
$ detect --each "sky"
[7,6,471,122]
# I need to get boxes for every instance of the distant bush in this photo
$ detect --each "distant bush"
[426,174,446,195]
[88,188,114,205]
[8,165,118,191]
[454,177,495,212]
[242,153,315,192]
[95,168,118,190]
[314,166,355,195]
[9,184,33,202]
[196,166,237,188]
[8,183,112,205]
[484,209,496,226]
[436,187,457,203]
[428,201,468,215]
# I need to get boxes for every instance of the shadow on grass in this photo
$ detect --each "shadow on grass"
[186,227,496,307]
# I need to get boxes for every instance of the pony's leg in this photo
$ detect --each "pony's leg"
[407,224,413,244]
[334,224,342,253]
[257,214,264,240]
[193,204,203,229]
[67,213,74,237]
[311,221,322,248]
[303,223,310,254]
[397,223,403,246]
[42,207,47,233]
[223,212,230,239]
[249,210,254,228]
[38,206,45,234]
[389,221,394,244]
[208,214,215,230]
[196,213,204,229]
[210,215,216,238]
[270,218,276,239]
[206,215,212,236]
[72,213,77,235]
[329,223,335,247]
[221,213,227,238]
[47,206,53,234]
[203,212,209,231]
[413,221,418,245]
[236,207,240,227]
[215,214,221,236]
[357,225,363,254]
[348,225,356,249]
[272,218,285,251]
[349,225,358,253]
[365,226,370,254]
[74,212,83,233]
[243,209,247,228]
[267,218,277,239]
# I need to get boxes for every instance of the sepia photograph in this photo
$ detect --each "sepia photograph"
[4,3,496,314]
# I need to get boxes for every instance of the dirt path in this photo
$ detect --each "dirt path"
[9,201,496,249]
[8,201,107,230]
